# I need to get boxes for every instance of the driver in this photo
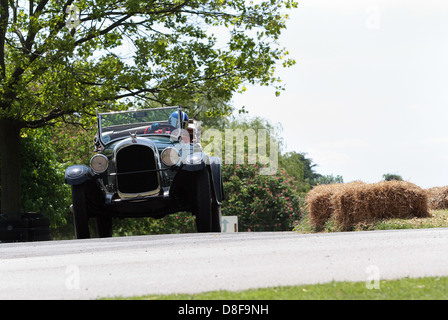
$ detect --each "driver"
[144,110,189,134]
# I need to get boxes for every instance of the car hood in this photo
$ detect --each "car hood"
[102,135,178,157]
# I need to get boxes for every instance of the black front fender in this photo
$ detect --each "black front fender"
[65,165,95,186]
[180,152,207,172]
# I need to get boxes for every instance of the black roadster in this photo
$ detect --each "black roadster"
[65,106,223,238]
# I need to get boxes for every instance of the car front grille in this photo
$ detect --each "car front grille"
[116,145,160,196]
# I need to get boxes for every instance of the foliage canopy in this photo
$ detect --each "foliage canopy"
[0,0,297,125]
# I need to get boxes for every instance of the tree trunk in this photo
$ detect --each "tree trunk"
[0,119,22,218]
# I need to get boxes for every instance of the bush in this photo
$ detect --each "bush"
[383,173,403,181]
[50,124,96,166]
[222,163,304,231]
[113,212,197,236]
[20,129,72,230]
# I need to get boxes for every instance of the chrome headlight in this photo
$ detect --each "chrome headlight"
[161,147,180,166]
[90,154,109,173]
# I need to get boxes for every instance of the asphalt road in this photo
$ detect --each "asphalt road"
[1,228,448,300]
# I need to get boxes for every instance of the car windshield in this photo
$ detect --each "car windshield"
[98,107,179,145]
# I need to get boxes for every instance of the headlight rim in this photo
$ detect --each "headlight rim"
[161,147,181,167]
[90,154,109,173]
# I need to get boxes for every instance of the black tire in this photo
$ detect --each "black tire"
[26,213,51,228]
[24,212,52,241]
[195,169,212,232]
[0,229,29,242]
[28,227,52,241]
[211,202,222,232]
[96,216,113,238]
[28,233,52,241]
[0,217,29,242]
[71,184,91,239]
[23,212,43,219]
[0,218,29,229]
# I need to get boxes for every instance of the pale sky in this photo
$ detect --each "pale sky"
[231,0,448,188]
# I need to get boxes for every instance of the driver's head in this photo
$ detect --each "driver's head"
[168,111,189,129]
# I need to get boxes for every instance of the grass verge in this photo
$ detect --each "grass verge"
[115,276,448,300]
[293,209,448,233]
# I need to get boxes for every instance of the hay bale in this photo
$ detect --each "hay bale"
[332,182,365,230]
[332,181,429,230]
[427,186,448,210]
[305,181,430,231]
[305,181,365,229]
[305,184,339,229]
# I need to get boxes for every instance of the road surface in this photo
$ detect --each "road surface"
[1,228,448,299]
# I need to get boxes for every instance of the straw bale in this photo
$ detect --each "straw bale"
[427,186,448,210]
[332,181,429,230]
[305,180,429,231]
[305,184,338,229]
[305,181,365,229]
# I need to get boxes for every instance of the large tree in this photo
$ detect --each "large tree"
[0,0,297,217]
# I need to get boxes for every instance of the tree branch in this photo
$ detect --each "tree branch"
[8,0,71,89]
[74,12,135,47]
[0,0,9,78]
[95,87,161,102]
[21,108,72,128]
[24,0,49,53]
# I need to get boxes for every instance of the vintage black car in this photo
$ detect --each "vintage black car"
[65,106,223,238]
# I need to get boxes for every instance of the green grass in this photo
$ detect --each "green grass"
[370,209,448,230]
[115,276,448,300]
[293,209,448,233]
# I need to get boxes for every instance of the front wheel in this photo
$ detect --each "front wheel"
[71,184,91,239]
[195,169,212,232]
[211,202,222,232]
[96,216,113,238]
